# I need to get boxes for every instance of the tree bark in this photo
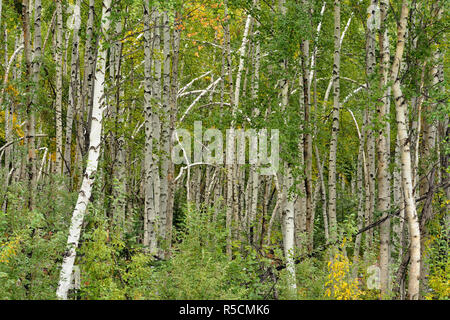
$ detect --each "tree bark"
[54,0,64,175]
[391,0,421,300]
[56,0,112,300]
[377,0,391,296]
[327,0,341,243]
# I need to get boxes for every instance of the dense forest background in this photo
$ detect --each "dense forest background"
[0,0,448,300]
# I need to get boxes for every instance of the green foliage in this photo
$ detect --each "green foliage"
[0,174,73,299]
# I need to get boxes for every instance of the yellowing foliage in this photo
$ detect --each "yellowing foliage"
[0,236,21,264]
[325,252,363,300]
[0,111,25,140]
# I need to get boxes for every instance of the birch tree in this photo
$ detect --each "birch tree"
[63,1,81,180]
[377,0,391,296]
[391,0,421,300]
[56,0,112,300]
[54,0,63,175]
[327,0,341,243]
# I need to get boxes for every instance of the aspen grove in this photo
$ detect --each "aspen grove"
[0,0,448,300]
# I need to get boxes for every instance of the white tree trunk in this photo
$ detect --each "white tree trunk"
[54,0,64,175]
[391,1,421,300]
[328,0,341,242]
[64,0,81,178]
[56,0,112,300]
[378,0,391,296]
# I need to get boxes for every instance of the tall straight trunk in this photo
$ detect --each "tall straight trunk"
[22,0,35,210]
[301,34,313,252]
[81,0,96,156]
[166,13,181,251]
[378,0,391,296]
[327,0,341,243]
[2,27,8,174]
[159,11,171,256]
[295,46,306,249]
[26,0,42,208]
[31,0,42,179]
[282,164,297,297]
[232,11,252,247]
[278,0,297,297]
[418,2,442,296]
[315,146,329,242]
[143,3,156,252]
[353,136,365,261]
[224,0,234,258]
[56,0,112,300]
[362,109,373,252]
[64,0,81,179]
[365,0,378,251]
[54,0,64,175]
[391,0,421,300]
[393,133,405,263]
[151,8,162,252]
[112,14,126,232]
[250,3,260,246]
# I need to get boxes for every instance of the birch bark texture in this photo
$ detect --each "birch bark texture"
[54,0,64,175]
[377,0,391,296]
[391,0,421,300]
[327,0,341,243]
[56,0,112,300]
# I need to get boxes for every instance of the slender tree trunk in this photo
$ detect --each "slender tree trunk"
[54,0,64,175]
[300,5,313,251]
[224,0,234,258]
[418,2,442,296]
[159,11,171,257]
[393,133,405,264]
[166,12,181,252]
[328,0,341,243]
[391,0,421,300]
[278,0,297,297]
[249,0,261,247]
[56,0,112,300]
[21,0,35,210]
[143,2,156,252]
[81,0,96,156]
[378,0,391,296]
[111,12,126,233]
[64,0,81,180]
[315,146,329,243]
[365,0,377,252]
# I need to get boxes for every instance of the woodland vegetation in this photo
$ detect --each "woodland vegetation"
[0,0,448,300]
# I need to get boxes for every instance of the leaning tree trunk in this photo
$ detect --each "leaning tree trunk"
[56,0,112,300]
[391,0,421,300]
